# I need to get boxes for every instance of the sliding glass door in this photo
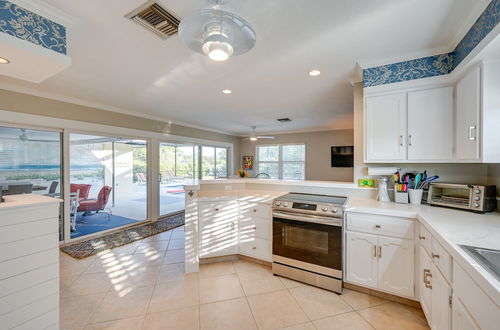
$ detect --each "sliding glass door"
[159,143,197,217]
[201,146,228,179]
[69,134,148,239]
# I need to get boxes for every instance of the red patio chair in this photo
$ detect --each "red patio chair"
[70,184,91,200]
[78,186,112,220]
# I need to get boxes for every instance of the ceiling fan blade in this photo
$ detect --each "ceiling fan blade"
[257,136,275,139]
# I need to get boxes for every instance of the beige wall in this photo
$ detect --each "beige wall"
[238,129,354,182]
[0,89,238,144]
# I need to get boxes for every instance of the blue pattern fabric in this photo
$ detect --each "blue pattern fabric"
[364,0,500,87]
[0,0,66,54]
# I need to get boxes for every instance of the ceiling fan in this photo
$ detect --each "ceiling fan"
[243,126,275,141]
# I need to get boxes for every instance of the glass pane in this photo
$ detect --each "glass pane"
[70,134,147,239]
[216,147,228,178]
[202,146,215,179]
[159,143,189,217]
[282,144,305,161]
[176,146,195,180]
[0,126,63,239]
[283,162,304,180]
[258,145,279,162]
[258,162,279,179]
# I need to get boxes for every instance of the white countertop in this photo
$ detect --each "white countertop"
[0,194,62,210]
[197,190,285,204]
[347,198,500,305]
[184,178,373,190]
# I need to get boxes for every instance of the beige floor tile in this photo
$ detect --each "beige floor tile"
[60,293,105,329]
[85,252,163,274]
[83,316,144,330]
[135,240,170,254]
[199,261,236,278]
[157,263,196,283]
[289,285,353,320]
[88,285,154,324]
[163,249,185,264]
[199,273,244,304]
[168,238,185,250]
[60,255,94,277]
[142,230,172,242]
[279,322,316,330]
[200,298,257,330]
[278,276,305,289]
[143,306,199,330]
[60,274,78,291]
[247,290,309,330]
[108,270,159,292]
[171,230,185,240]
[148,275,199,313]
[62,272,113,297]
[238,270,285,296]
[313,311,373,330]
[340,289,388,310]
[101,242,141,256]
[233,260,271,274]
[357,302,429,330]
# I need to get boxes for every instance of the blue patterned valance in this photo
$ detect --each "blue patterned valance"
[0,0,67,55]
[364,0,500,87]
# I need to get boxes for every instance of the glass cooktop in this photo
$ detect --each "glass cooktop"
[278,193,348,206]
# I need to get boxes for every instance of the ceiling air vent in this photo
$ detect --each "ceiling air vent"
[126,1,180,39]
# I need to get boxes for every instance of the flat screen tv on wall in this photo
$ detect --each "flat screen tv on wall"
[331,146,354,168]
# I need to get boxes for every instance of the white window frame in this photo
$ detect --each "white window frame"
[256,143,305,180]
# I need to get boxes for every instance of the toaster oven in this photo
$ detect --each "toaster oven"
[427,183,496,213]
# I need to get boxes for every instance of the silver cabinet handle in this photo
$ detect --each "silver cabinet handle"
[375,224,381,229]
[215,208,219,211]
[408,134,413,146]
[252,226,257,230]
[399,135,404,146]
[419,235,426,240]
[373,245,377,258]
[469,126,477,141]
[252,246,256,250]
[424,269,432,289]
[253,209,257,212]
[378,246,382,258]
[431,253,440,259]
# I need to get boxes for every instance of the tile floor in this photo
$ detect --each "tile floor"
[60,226,430,330]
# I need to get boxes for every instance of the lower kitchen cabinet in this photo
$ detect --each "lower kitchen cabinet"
[431,263,452,330]
[452,297,480,330]
[198,200,239,258]
[345,232,378,288]
[345,228,414,298]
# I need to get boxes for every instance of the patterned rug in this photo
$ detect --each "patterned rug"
[60,212,185,259]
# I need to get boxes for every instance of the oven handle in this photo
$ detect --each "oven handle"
[272,211,342,227]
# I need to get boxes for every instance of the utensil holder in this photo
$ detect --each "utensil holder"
[409,189,424,205]
[394,185,409,204]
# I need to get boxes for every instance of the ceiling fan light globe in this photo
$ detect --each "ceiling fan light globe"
[203,41,233,61]
[250,137,258,141]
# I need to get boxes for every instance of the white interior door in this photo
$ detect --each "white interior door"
[407,87,454,161]
[345,231,378,288]
[456,66,481,161]
[365,93,407,161]
[378,236,414,297]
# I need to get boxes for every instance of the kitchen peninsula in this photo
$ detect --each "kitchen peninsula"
[184,178,500,329]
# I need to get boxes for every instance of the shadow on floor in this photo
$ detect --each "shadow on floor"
[71,212,140,239]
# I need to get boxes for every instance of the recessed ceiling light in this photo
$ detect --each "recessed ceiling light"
[0,57,10,64]
[309,69,321,76]
[222,89,232,94]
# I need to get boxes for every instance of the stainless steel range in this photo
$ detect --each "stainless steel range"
[272,193,347,293]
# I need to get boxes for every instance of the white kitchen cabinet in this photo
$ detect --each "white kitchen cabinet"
[238,202,272,261]
[407,87,454,161]
[452,297,480,330]
[198,200,238,258]
[346,231,378,288]
[431,263,452,330]
[364,93,407,161]
[378,236,414,297]
[456,66,481,161]
[420,247,433,322]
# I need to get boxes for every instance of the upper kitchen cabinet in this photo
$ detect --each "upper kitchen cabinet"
[456,66,481,161]
[364,93,407,162]
[481,61,500,163]
[407,87,454,161]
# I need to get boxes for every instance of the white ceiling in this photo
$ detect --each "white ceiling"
[0,0,491,135]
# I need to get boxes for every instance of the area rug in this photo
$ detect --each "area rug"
[60,212,184,259]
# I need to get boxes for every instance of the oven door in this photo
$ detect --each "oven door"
[272,211,342,272]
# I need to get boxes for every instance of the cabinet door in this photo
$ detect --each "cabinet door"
[345,232,378,288]
[431,264,452,330]
[378,236,414,297]
[199,201,238,258]
[407,87,454,160]
[456,66,481,161]
[365,93,407,161]
[452,297,480,330]
[419,247,432,324]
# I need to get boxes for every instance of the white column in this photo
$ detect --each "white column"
[184,185,199,273]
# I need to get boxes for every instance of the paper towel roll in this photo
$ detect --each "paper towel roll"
[368,167,400,176]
